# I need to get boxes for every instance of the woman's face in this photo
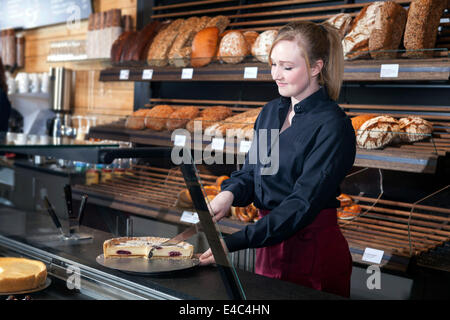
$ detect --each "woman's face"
[270,40,319,101]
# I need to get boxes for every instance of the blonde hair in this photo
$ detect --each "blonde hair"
[269,21,344,101]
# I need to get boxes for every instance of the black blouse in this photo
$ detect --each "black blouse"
[221,87,356,252]
[0,88,11,132]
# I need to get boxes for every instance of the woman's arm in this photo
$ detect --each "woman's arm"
[224,118,356,252]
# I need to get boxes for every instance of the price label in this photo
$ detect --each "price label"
[211,138,225,151]
[181,68,194,79]
[119,69,130,80]
[142,69,153,80]
[244,67,258,79]
[174,135,187,147]
[239,140,252,153]
[362,247,384,264]
[380,64,399,78]
[180,211,199,224]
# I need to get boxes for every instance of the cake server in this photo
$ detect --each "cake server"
[43,196,65,237]
[148,224,199,259]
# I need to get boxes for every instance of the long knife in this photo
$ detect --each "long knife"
[64,184,77,234]
[43,196,65,237]
[148,224,199,258]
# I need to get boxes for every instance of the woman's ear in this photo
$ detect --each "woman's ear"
[311,59,324,78]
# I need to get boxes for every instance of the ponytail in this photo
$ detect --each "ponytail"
[270,21,344,101]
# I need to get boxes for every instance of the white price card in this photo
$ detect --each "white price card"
[239,140,252,153]
[181,68,194,79]
[180,211,199,224]
[362,247,384,264]
[173,135,187,147]
[142,69,153,80]
[119,69,130,80]
[211,138,225,151]
[380,64,399,78]
[244,67,258,79]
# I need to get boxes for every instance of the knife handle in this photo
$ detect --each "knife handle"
[64,184,74,218]
[77,195,88,225]
[43,196,62,229]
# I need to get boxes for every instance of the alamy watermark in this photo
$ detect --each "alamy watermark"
[66,265,81,290]
[171,126,280,176]
[366,265,381,290]
[66,4,81,31]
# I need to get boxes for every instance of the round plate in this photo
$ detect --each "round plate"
[0,278,52,296]
[96,254,200,275]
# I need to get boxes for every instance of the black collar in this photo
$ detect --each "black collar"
[278,87,330,115]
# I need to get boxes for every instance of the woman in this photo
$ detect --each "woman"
[199,21,356,298]
[0,57,11,132]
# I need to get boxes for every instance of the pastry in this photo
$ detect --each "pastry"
[325,13,352,39]
[251,30,278,63]
[215,175,230,188]
[337,193,353,207]
[166,106,200,131]
[191,27,220,67]
[342,2,384,60]
[233,203,258,222]
[144,105,175,131]
[356,115,401,149]
[369,1,407,59]
[0,257,47,293]
[125,108,152,130]
[103,237,193,259]
[351,114,376,135]
[404,0,447,58]
[337,204,361,220]
[219,31,248,64]
[398,116,433,142]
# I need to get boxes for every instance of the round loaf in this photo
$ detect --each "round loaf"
[126,108,151,130]
[356,115,400,149]
[243,31,259,55]
[351,114,376,135]
[191,27,220,67]
[251,30,278,63]
[398,116,433,142]
[218,31,247,64]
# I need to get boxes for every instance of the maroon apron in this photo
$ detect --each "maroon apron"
[255,208,352,298]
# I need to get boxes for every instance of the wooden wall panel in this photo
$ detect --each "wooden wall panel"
[23,0,137,120]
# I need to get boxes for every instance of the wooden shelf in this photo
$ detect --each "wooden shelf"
[99,58,450,82]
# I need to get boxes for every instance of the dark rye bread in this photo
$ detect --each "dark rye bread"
[124,20,164,62]
[111,31,134,63]
[403,0,447,58]
[369,1,407,59]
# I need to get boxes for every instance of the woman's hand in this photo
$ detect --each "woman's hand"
[209,190,234,222]
[199,239,228,266]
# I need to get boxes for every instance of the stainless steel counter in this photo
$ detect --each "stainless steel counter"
[0,205,343,300]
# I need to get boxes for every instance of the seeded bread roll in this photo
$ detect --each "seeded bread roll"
[126,109,152,130]
[144,105,175,131]
[369,1,407,59]
[219,31,248,64]
[398,116,433,142]
[342,2,384,60]
[166,106,200,131]
[191,27,220,67]
[325,13,352,39]
[251,30,278,63]
[147,19,185,66]
[403,0,447,58]
[356,115,401,149]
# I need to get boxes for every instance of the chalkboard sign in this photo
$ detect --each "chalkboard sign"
[0,0,93,30]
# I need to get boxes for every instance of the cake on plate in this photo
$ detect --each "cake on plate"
[103,237,194,259]
[0,257,47,293]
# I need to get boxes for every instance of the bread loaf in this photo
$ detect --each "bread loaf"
[111,31,134,63]
[369,2,407,59]
[144,105,175,131]
[126,109,151,130]
[166,106,200,131]
[251,30,278,63]
[219,31,248,64]
[342,2,384,60]
[147,19,185,66]
[205,108,261,137]
[325,13,352,39]
[356,115,401,149]
[191,27,220,67]
[121,21,162,62]
[186,106,233,132]
[205,15,230,34]
[351,114,376,135]
[168,17,200,67]
[398,116,433,142]
[403,0,447,58]
[120,31,139,62]
[243,31,259,55]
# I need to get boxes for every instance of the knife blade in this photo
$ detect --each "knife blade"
[77,194,88,226]
[43,196,65,236]
[64,184,77,234]
[148,224,199,259]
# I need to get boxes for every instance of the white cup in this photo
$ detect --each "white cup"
[30,73,41,93]
[16,72,29,93]
[40,72,49,93]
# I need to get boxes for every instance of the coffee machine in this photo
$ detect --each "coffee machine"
[47,67,75,137]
